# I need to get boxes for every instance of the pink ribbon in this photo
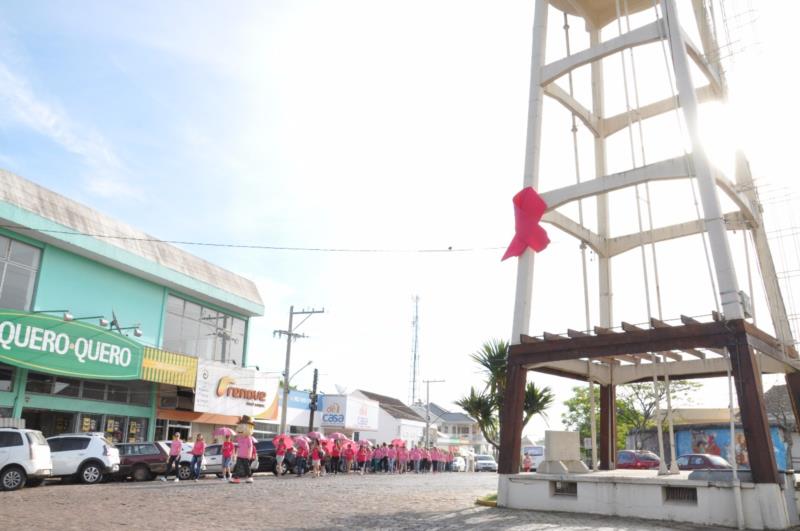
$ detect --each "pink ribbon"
[502,187,550,261]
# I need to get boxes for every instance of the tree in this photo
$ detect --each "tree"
[561,386,637,452]
[456,339,554,451]
[619,380,701,448]
[561,380,700,453]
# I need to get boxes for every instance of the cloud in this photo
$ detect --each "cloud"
[0,61,138,199]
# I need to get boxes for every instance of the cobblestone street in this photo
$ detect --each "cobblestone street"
[4,472,715,530]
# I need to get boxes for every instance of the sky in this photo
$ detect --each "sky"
[0,1,798,442]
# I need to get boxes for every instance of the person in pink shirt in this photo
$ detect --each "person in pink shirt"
[356,445,369,475]
[398,446,408,474]
[431,448,439,474]
[310,441,323,478]
[190,433,206,481]
[386,444,397,474]
[160,432,183,482]
[410,445,421,473]
[343,444,355,474]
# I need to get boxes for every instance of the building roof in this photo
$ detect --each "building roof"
[0,170,263,316]
[357,390,426,423]
[410,402,475,424]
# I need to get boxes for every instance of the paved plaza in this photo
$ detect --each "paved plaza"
[3,472,718,530]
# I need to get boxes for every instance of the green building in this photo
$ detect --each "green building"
[0,170,264,441]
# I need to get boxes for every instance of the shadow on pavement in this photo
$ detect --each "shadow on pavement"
[286,506,719,531]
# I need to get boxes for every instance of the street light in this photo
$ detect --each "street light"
[287,360,313,383]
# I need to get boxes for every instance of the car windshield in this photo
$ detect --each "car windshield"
[531,447,543,456]
[476,455,494,461]
[638,453,660,461]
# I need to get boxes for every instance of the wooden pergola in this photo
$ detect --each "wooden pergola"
[498,315,800,485]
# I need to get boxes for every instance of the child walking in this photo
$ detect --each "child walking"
[221,434,234,481]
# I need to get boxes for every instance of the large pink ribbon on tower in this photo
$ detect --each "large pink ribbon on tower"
[501,186,550,261]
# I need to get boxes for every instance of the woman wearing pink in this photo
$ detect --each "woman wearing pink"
[410,445,421,473]
[431,447,439,474]
[190,433,205,481]
[356,445,369,475]
[398,446,408,474]
[160,431,183,482]
[386,444,397,474]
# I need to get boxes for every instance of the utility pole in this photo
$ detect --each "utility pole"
[274,305,324,434]
[308,368,319,433]
[408,296,420,404]
[423,379,444,447]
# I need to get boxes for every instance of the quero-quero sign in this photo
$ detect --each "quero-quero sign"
[0,310,143,380]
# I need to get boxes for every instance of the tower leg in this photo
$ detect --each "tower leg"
[511,0,550,342]
[729,333,780,484]
[600,384,617,470]
[663,0,743,319]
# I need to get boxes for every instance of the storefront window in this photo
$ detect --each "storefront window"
[52,377,80,397]
[82,380,105,400]
[104,415,126,443]
[0,407,11,418]
[79,413,102,433]
[24,372,151,407]
[0,237,41,311]
[25,372,53,394]
[127,417,147,442]
[0,363,14,392]
[107,384,128,403]
[162,294,246,364]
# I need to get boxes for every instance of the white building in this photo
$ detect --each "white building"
[411,402,490,454]
[355,390,426,446]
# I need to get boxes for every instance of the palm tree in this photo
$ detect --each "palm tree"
[457,339,554,451]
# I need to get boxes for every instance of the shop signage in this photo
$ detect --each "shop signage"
[0,310,143,380]
[321,394,379,431]
[141,347,198,387]
[194,360,280,419]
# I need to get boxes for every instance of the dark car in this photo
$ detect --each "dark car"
[616,450,661,470]
[114,442,168,481]
[676,454,733,470]
[254,440,297,475]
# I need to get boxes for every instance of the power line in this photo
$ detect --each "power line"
[0,224,503,254]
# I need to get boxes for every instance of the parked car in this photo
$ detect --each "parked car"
[156,440,196,481]
[475,454,498,472]
[676,453,733,470]
[0,427,52,491]
[47,432,120,484]
[203,443,258,477]
[114,442,168,481]
[254,440,295,475]
[452,456,466,472]
[616,450,661,470]
[157,441,260,480]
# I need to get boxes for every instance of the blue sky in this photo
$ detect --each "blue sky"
[1,1,798,439]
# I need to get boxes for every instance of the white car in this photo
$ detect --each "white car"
[475,454,498,472]
[451,456,466,472]
[0,428,52,491]
[47,433,120,484]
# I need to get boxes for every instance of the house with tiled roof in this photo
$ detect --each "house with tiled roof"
[410,402,491,454]
[355,389,426,446]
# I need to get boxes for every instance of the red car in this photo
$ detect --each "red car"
[616,450,661,469]
[676,454,732,470]
[114,442,169,481]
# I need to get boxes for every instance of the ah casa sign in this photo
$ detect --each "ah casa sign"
[0,310,143,380]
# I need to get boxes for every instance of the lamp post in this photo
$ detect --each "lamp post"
[423,379,444,447]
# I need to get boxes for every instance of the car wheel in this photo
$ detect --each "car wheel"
[1,466,27,491]
[178,463,192,481]
[132,465,152,482]
[79,462,104,484]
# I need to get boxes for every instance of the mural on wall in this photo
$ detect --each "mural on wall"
[675,427,787,470]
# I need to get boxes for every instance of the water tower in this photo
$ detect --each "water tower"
[498,1,800,528]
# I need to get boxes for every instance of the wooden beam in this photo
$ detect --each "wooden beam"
[621,321,683,361]
[729,334,780,484]
[651,318,706,359]
[543,332,567,341]
[600,384,616,470]
[498,362,526,475]
[508,321,733,366]
[520,334,543,344]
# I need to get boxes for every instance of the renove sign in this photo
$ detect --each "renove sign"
[0,310,143,380]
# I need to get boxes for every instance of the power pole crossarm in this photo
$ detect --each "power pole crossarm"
[275,305,324,435]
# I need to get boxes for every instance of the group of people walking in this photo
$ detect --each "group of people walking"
[276,437,460,478]
[160,431,258,484]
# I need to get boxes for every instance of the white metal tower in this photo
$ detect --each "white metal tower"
[510,0,793,352]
